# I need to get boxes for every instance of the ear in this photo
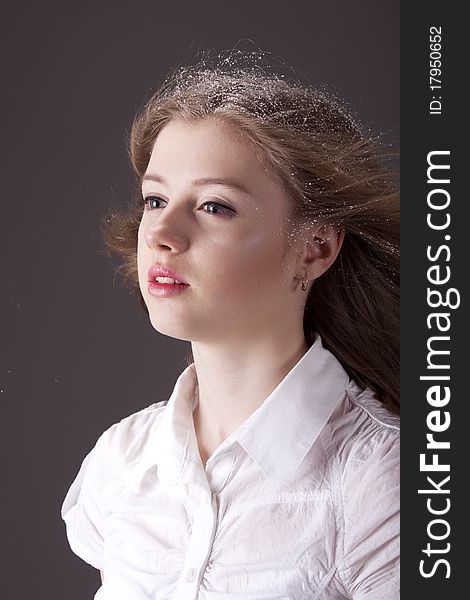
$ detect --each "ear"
[296,223,345,281]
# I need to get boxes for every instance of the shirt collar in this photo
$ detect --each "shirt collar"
[232,333,350,486]
[124,333,350,489]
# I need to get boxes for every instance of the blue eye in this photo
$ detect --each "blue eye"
[142,196,235,218]
[201,201,235,218]
[143,196,166,211]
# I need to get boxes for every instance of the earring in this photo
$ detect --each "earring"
[301,274,309,292]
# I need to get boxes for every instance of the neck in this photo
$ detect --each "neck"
[190,331,308,464]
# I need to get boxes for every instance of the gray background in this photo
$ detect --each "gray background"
[1,1,399,597]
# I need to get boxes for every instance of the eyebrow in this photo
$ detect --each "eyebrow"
[141,173,250,195]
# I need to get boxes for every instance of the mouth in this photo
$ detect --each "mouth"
[147,265,189,286]
[147,279,190,298]
[152,276,186,285]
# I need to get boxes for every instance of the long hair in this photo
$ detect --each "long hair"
[101,51,400,415]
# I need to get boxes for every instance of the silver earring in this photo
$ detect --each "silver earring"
[301,274,309,291]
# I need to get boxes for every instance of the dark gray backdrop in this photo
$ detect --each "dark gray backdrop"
[1,1,399,597]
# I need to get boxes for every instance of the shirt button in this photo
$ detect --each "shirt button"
[185,567,197,583]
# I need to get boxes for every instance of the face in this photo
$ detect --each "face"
[137,117,304,344]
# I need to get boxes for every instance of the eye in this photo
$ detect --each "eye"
[200,200,235,218]
[142,196,235,218]
[142,196,166,211]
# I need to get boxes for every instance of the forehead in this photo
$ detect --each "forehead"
[145,117,284,197]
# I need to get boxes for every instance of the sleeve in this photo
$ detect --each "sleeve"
[60,437,111,570]
[340,427,400,600]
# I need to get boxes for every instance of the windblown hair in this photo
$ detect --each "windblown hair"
[102,50,400,415]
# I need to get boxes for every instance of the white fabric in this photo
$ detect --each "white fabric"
[61,333,399,599]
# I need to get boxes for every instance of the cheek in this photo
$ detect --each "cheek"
[202,226,290,286]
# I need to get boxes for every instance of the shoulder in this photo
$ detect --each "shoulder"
[324,380,399,472]
[322,380,399,514]
[324,380,399,542]
[327,383,400,597]
[93,400,169,469]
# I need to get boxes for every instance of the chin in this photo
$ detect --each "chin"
[147,312,195,342]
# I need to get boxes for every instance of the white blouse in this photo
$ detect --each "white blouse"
[61,333,399,600]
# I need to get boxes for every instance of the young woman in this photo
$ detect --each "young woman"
[61,51,399,600]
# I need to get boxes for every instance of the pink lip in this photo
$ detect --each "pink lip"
[147,264,190,298]
[147,280,190,297]
[147,265,189,285]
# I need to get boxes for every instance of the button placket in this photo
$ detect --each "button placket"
[172,491,218,600]
[205,447,238,494]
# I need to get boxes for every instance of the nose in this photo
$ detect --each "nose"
[143,204,190,254]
